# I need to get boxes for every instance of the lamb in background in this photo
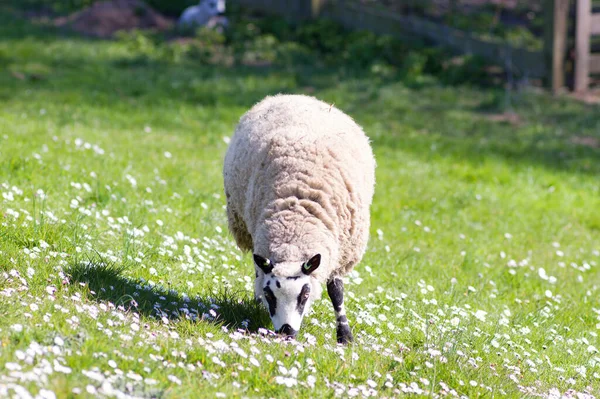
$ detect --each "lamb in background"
[178,0,228,30]
[223,94,376,344]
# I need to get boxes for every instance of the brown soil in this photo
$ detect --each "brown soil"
[570,136,600,149]
[569,88,600,105]
[55,0,173,38]
[484,111,522,126]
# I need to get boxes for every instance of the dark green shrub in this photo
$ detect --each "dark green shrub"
[342,31,383,68]
[438,54,495,86]
[275,41,316,67]
[252,15,295,42]
[241,34,279,65]
[295,19,346,54]
[145,0,198,17]
[186,27,228,63]
[399,51,429,81]
[115,30,160,58]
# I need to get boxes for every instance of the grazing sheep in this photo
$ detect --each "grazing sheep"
[223,94,375,343]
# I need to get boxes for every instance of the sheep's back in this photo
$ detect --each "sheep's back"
[224,95,375,272]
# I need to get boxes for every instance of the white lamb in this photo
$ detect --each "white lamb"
[178,0,225,28]
[223,94,375,343]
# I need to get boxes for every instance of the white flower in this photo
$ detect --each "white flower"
[37,389,56,399]
[474,310,487,322]
[125,174,137,188]
[5,362,21,371]
[275,376,297,387]
[167,375,182,385]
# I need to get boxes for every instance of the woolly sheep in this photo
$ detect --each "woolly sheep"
[223,94,376,343]
[178,0,225,28]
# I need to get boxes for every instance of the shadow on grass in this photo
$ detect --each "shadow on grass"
[66,261,271,332]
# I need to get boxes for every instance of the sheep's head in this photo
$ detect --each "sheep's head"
[200,0,224,15]
[253,253,323,338]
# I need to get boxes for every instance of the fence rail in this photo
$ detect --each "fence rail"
[575,0,600,92]
[324,1,548,78]
[233,0,595,94]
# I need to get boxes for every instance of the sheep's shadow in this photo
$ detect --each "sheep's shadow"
[66,261,271,332]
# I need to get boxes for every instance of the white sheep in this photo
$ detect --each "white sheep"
[223,94,375,343]
[178,0,225,28]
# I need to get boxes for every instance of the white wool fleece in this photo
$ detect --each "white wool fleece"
[223,94,376,287]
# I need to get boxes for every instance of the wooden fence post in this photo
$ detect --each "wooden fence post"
[298,0,328,19]
[575,0,591,92]
[543,0,571,93]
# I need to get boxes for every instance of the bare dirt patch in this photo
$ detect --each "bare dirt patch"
[484,111,522,126]
[570,136,600,149]
[568,89,600,105]
[55,0,173,38]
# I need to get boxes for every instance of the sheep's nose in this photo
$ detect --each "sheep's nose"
[277,324,297,338]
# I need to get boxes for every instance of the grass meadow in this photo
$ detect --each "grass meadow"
[1,5,600,398]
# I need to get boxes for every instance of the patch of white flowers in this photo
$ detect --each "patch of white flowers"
[1,137,599,399]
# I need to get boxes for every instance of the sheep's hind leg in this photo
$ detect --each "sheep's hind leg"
[327,277,353,344]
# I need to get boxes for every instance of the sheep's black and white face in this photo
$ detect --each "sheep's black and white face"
[253,254,322,337]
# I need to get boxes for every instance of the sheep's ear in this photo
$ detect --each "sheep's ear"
[302,254,321,275]
[254,254,273,274]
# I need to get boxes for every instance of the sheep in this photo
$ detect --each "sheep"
[223,94,375,344]
[178,0,226,29]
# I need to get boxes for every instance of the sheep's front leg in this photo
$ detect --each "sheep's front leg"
[327,277,353,344]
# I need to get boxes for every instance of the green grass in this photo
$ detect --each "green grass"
[1,8,600,399]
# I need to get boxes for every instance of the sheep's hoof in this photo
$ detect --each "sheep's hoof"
[336,326,353,345]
